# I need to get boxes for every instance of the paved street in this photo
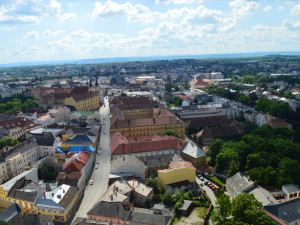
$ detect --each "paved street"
[72,97,111,221]
[196,177,217,206]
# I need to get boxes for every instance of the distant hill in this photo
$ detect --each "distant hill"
[1,51,300,68]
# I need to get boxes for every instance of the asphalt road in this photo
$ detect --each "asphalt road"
[72,97,111,221]
[196,177,217,206]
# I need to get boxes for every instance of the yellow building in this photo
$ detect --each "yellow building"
[181,142,206,167]
[110,96,185,138]
[110,117,185,138]
[158,161,196,189]
[64,94,99,111]
[34,184,80,222]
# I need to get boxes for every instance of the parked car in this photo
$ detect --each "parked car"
[90,180,93,185]
[95,165,98,169]
[197,174,202,178]
[204,181,209,185]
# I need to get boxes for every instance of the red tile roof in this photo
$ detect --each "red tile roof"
[169,161,195,169]
[56,173,82,182]
[63,161,84,172]
[110,116,184,129]
[63,152,92,172]
[111,132,186,155]
[111,96,154,110]
[0,117,38,131]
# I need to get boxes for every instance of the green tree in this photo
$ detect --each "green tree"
[238,95,250,105]
[163,129,179,138]
[207,139,224,167]
[0,221,10,225]
[145,178,161,194]
[162,190,174,205]
[120,93,127,97]
[231,193,274,225]
[212,194,232,225]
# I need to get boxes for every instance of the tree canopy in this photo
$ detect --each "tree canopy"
[211,125,300,186]
[212,193,275,225]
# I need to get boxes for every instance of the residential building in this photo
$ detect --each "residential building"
[110,155,146,181]
[193,78,214,89]
[87,201,172,225]
[48,107,71,123]
[0,199,22,225]
[110,97,185,138]
[282,184,300,201]
[158,161,196,191]
[18,213,54,225]
[57,152,94,190]
[263,198,300,225]
[5,138,39,178]
[34,184,80,222]
[38,87,100,111]
[34,133,60,158]
[60,135,96,149]
[0,167,38,200]
[0,117,38,139]
[35,114,55,127]
[226,172,255,198]
[195,120,244,145]
[111,96,156,119]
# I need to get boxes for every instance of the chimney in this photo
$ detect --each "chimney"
[43,192,46,199]
[110,195,113,200]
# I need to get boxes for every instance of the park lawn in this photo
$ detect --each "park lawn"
[198,207,207,219]
[210,176,226,187]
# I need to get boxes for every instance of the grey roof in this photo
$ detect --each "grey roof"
[282,184,300,194]
[87,201,130,220]
[226,172,254,195]
[130,211,172,225]
[182,142,206,159]
[35,197,64,209]
[264,198,300,223]
[58,186,78,209]
[0,203,22,222]
[111,155,145,172]
[138,154,173,167]
[35,135,55,146]
[18,213,53,225]
[1,168,36,191]
[179,200,193,211]
[7,189,37,203]
[63,135,95,145]
[152,204,164,210]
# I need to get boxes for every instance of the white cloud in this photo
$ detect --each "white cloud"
[24,30,38,39]
[155,0,202,4]
[69,29,90,38]
[59,13,76,21]
[264,5,272,12]
[283,19,300,30]
[48,0,62,16]
[91,0,154,23]
[278,6,284,11]
[291,3,300,16]
[229,0,259,19]
[43,29,64,37]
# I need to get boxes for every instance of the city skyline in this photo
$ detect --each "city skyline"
[1,0,300,64]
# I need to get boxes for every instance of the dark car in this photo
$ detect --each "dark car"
[204,181,209,185]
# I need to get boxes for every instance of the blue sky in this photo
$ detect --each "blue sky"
[0,0,300,64]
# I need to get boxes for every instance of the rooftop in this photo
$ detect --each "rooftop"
[182,142,206,159]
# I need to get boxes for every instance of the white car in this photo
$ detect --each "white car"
[90,180,93,185]
[95,165,98,169]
